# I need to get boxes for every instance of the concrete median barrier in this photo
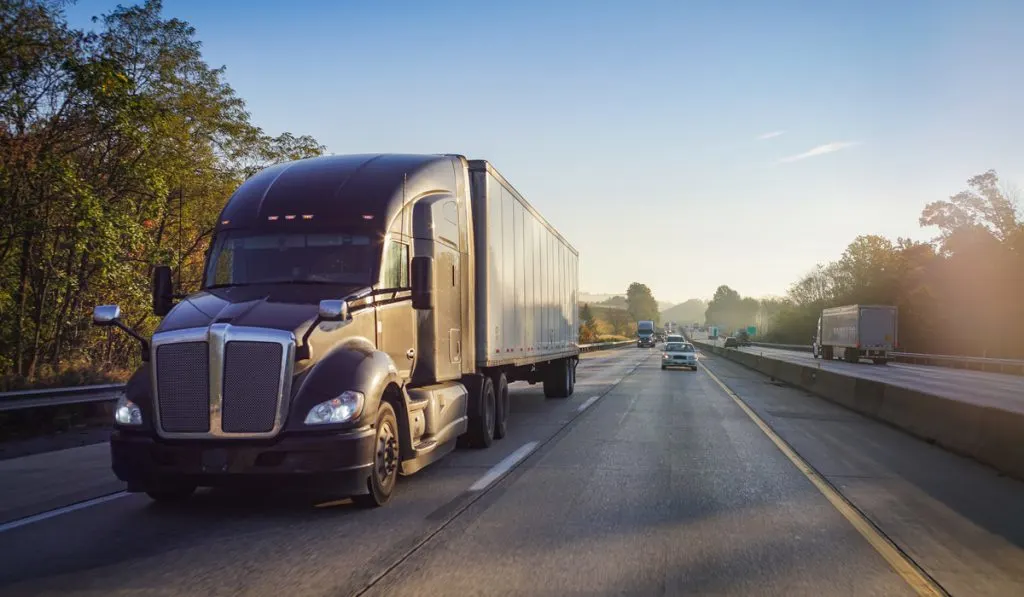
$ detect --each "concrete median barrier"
[693,340,1024,481]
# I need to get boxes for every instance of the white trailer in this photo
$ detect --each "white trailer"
[813,304,898,364]
[469,161,579,370]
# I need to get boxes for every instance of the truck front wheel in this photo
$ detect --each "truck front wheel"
[353,401,400,508]
[460,375,495,449]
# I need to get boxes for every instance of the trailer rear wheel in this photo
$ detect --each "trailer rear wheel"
[872,358,888,365]
[491,372,509,440]
[543,359,572,399]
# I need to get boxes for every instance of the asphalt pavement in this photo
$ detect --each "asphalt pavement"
[0,346,1022,596]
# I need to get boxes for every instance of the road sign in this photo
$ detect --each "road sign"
[747,326,756,336]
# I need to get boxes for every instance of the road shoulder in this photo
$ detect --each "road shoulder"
[698,351,1024,596]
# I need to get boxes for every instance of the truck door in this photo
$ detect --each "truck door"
[411,196,463,384]
[378,239,416,380]
[433,200,463,381]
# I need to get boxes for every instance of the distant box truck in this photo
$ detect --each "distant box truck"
[813,304,898,364]
[93,154,579,507]
[637,320,656,347]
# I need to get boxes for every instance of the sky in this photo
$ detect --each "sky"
[65,0,1024,305]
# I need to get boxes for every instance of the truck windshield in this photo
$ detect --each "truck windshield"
[204,231,375,287]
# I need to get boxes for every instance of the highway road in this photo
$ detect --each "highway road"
[0,347,1023,596]
[698,336,1024,413]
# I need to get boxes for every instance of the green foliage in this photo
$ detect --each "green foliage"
[626,282,659,324]
[720,171,1023,357]
[0,0,323,385]
[704,285,758,332]
[578,303,599,343]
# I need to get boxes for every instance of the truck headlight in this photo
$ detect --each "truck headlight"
[304,391,364,425]
[114,394,143,426]
[662,353,670,359]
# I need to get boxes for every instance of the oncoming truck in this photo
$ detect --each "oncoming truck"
[637,320,656,347]
[812,304,898,364]
[93,154,579,507]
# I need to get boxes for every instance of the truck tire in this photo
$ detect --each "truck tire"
[543,359,572,399]
[491,372,509,440]
[145,484,196,503]
[460,375,495,449]
[872,358,888,365]
[352,401,400,508]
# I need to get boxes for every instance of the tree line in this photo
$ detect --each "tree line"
[704,170,1024,358]
[0,1,324,389]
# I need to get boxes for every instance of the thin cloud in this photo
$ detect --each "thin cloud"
[778,141,859,164]
[757,130,785,140]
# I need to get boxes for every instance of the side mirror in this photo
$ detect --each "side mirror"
[411,255,433,310]
[152,265,175,316]
[297,298,350,361]
[93,305,121,325]
[91,304,150,361]
[318,299,349,321]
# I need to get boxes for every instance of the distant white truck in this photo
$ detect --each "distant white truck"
[812,304,898,364]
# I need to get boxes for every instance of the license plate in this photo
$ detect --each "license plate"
[201,449,229,471]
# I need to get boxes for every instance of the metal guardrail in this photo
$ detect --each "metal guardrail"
[0,340,637,413]
[579,340,635,353]
[749,341,812,352]
[0,384,125,413]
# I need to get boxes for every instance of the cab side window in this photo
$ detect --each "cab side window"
[382,240,409,289]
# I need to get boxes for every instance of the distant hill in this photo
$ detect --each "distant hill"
[580,294,627,309]
[580,292,618,304]
[660,299,708,325]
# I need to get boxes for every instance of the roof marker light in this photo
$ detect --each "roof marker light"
[285,214,296,220]
[268,215,279,221]
[362,214,374,220]
[302,214,314,220]
[221,220,230,225]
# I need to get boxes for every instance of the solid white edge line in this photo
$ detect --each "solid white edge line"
[577,395,600,412]
[0,491,130,534]
[468,441,539,492]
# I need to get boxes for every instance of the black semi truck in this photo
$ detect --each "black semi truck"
[95,154,579,506]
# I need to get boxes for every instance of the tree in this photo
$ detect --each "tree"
[578,303,598,343]
[705,285,750,331]
[626,282,659,324]
[920,170,1022,251]
[0,0,324,386]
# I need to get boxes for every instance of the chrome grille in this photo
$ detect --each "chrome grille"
[152,325,294,438]
[156,342,210,432]
[222,341,283,433]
